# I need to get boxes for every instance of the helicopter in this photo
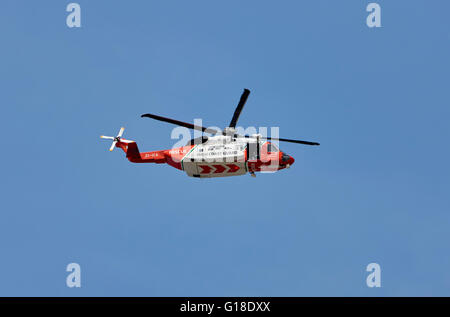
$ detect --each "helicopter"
[100,89,319,178]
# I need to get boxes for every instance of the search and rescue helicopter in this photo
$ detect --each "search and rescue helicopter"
[100,89,319,178]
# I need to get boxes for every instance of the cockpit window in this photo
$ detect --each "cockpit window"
[267,142,279,153]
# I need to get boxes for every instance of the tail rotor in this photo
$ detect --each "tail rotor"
[100,127,125,151]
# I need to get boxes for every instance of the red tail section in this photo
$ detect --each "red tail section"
[116,141,142,163]
[116,141,166,164]
[101,128,167,165]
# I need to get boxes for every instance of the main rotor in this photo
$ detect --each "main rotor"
[141,89,320,146]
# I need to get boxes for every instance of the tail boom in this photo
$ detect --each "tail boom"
[116,141,166,164]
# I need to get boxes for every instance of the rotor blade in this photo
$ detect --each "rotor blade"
[239,134,320,146]
[109,140,117,151]
[261,136,320,146]
[229,89,250,128]
[100,135,114,140]
[141,113,219,134]
[117,127,125,137]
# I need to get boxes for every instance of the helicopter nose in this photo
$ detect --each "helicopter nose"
[281,153,295,166]
[288,155,295,165]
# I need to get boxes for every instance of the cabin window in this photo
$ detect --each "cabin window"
[247,142,259,161]
[267,143,279,153]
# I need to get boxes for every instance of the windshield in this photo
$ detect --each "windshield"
[266,142,279,153]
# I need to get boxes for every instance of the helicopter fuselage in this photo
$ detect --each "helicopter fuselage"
[116,135,294,178]
[101,89,318,177]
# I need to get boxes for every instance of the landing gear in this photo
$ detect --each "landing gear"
[250,172,256,178]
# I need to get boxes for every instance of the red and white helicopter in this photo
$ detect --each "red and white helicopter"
[101,89,319,178]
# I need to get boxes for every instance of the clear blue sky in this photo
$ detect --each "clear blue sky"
[1,0,449,296]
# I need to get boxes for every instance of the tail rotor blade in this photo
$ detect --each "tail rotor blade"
[100,135,114,140]
[109,140,117,151]
[117,127,125,137]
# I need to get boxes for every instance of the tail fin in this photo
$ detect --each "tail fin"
[123,141,140,160]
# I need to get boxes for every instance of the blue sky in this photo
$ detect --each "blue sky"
[1,0,449,296]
